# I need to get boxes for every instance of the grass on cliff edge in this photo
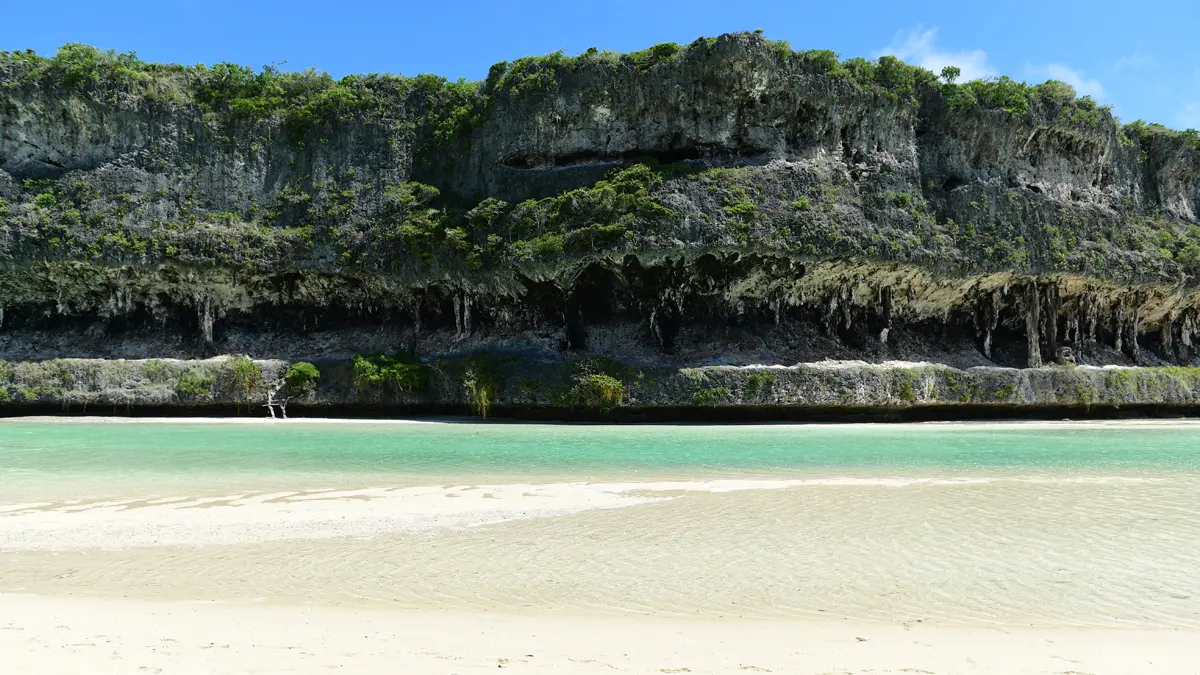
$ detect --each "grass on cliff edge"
[1,33,1137,138]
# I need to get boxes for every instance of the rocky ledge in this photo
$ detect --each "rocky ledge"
[2,356,1197,421]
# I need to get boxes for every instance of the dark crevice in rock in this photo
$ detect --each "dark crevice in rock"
[499,146,761,172]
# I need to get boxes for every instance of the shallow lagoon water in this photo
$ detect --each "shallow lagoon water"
[3,420,1199,489]
[2,420,1198,628]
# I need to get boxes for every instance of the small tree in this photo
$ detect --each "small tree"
[264,378,286,419]
[228,356,263,399]
[225,355,264,415]
[941,66,961,84]
[352,353,423,401]
[463,367,492,418]
[284,362,320,397]
[264,362,322,419]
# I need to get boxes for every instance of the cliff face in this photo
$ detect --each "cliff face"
[2,34,1200,416]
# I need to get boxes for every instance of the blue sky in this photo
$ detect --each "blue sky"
[3,0,1199,129]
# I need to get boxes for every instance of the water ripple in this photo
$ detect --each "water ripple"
[2,475,1198,629]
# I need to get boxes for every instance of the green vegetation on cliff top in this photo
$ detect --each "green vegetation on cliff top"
[6,32,1192,149]
[2,34,1199,285]
[1,33,1133,132]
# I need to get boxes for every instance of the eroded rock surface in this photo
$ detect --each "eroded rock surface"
[2,34,1199,416]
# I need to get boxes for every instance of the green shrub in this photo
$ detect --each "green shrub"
[1035,79,1077,107]
[894,370,927,403]
[871,55,937,102]
[140,359,173,384]
[351,355,380,388]
[947,75,1109,124]
[176,370,215,399]
[940,81,976,109]
[721,184,759,220]
[352,353,424,394]
[463,370,493,418]
[959,76,1030,115]
[569,373,625,412]
[227,356,264,399]
[568,356,631,378]
[625,42,683,71]
[504,163,673,254]
[563,224,627,253]
[693,386,731,406]
[0,388,10,404]
[725,199,759,221]
[486,50,572,98]
[284,361,321,396]
[745,371,777,396]
[455,353,502,418]
[883,190,913,208]
[1124,120,1200,152]
[794,49,840,74]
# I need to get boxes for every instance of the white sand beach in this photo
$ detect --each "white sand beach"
[2,594,1195,675]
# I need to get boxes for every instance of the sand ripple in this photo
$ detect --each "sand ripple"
[0,484,664,550]
[3,474,1200,629]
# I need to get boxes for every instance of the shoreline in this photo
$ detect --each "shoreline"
[4,414,1200,429]
[2,594,1195,675]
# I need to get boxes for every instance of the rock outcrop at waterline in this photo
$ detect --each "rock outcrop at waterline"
[4,356,1199,422]
[1,33,1199,417]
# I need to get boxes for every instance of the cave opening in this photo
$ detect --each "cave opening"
[417,288,461,336]
[975,324,1028,367]
[502,147,716,171]
[565,263,624,350]
[519,278,568,327]
[938,175,966,192]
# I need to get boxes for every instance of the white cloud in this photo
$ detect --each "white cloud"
[1028,63,1106,101]
[1114,48,1155,71]
[877,27,996,82]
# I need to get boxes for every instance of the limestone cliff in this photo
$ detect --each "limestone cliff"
[1,34,1199,416]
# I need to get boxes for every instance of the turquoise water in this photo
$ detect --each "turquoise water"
[3,421,1200,626]
[2,422,1199,481]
